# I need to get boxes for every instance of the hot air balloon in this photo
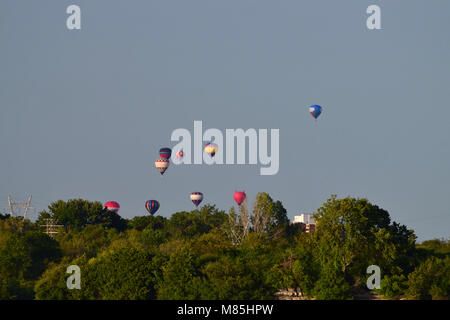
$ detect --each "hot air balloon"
[233,191,246,206]
[159,148,172,159]
[145,200,160,215]
[190,192,203,207]
[104,201,120,213]
[176,149,184,159]
[155,158,170,175]
[309,105,322,120]
[204,142,218,157]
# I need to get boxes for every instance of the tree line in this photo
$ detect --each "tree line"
[0,194,448,300]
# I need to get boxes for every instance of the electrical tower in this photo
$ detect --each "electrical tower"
[40,218,64,238]
[5,195,35,219]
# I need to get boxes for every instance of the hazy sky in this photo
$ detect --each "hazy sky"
[1,1,449,241]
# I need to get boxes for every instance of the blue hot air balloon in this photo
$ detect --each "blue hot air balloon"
[309,105,322,120]
[145,200,160,215]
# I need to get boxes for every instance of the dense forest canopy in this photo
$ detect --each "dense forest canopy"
[0,194,448,300]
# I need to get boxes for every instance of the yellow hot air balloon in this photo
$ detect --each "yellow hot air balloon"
[204,142,218,157]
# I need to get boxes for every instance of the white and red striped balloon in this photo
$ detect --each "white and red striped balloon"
[190,192,203,207]
[155,158,170,175]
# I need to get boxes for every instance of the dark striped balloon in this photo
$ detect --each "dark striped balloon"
[190,192,203,207]
[145,200,160,215]
[159,148,172,159]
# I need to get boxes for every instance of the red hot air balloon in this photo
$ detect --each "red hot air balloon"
[233,191,246,206]
[104,201,120,213]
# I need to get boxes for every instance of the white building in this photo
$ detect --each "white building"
[293,213,315,225]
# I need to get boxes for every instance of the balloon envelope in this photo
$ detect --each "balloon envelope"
[145,200,160,215]
[309,105,322,119]
[104,201,120,213]
[155,158,170,175]
[159,148,172,159]
[176,150,184,159]
[233,191,246,205]
[204,143,218,157]
[190,192,203,207]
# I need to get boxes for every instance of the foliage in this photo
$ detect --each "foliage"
[379,272,408,298]
[0,195,448,300]
[37,199,126,231]
[56,224,115,258]
[405,256,450,300]
[85,248,161,300]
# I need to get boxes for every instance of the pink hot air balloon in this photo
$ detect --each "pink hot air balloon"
[233,190,246,206]
[176,149,184,159]
[104,201,120,213]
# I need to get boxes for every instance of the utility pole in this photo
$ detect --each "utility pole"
[40,218,64,238]
[5,195,35,219]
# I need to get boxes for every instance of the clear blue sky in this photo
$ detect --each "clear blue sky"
[1,1,449,241]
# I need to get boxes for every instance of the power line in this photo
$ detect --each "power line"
[4,195,36,219]
[40,218,64,238]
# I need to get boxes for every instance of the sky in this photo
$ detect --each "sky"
[0,1,449,242]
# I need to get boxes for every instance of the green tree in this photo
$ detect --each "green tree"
[0,212,10,220]
[39,199,126,231]
[0,216,36,235]
[251,192,274,234]
[157,248,202,299]
[87,248,161,300]
[128,215,168,231]
[0,277,33,300]
[312,195,416,298]
[200,255,274,299]
[87,207,127,231]
[291,234,319,298]
[0,229,37,299]
[313,265,352,300]
[249,193,289,237]
[0,233,31,280]
[22,231,61,280]
[56,224,115,258]
[416,239,450,259]
[168,207,224,239]
[272,200,290,229]
[405,256,450,300]
[379,271,408,298]
[34,256,89,300]
[270,233,319,299]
